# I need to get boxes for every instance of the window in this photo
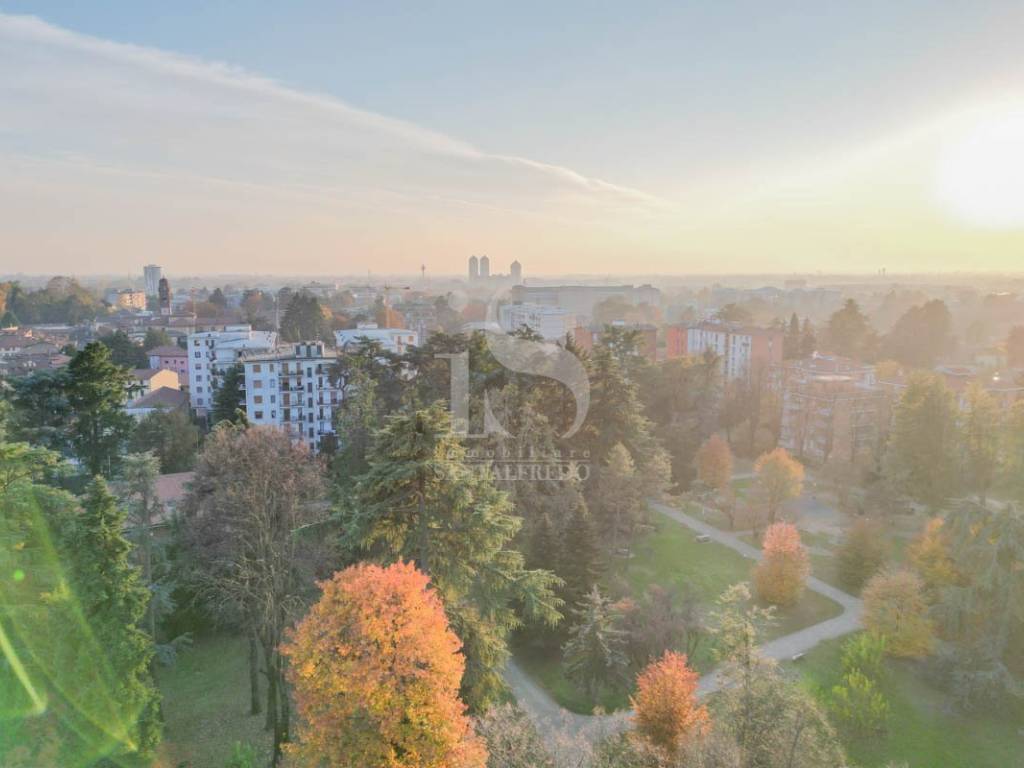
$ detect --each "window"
[253,380,263,389]
[254,411,264,419]
[253,364,262,373]
[197,397,204,405]
[270,394,276,403]
[254,395,263,404]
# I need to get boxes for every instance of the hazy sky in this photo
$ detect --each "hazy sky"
[2,2,1024,276]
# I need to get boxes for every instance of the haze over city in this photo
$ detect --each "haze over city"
[3,2,1024,276]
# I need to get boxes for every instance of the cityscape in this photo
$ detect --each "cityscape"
[3,4,1024,768]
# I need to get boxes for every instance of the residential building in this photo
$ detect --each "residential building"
[498,302,573,340]
[242,341,342,453]
[334,323,419,356]
[507,284,661,325]
[665,323,688,359]
[147,345,190,381]
[187,325,277,414]
[144,264,163,296]
[106,289,147,311]
[686,322,783,382]
[777,355,888,466]
[126,386,189,420]
[128,368,180,399]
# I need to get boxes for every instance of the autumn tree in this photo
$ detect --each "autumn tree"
[753,447,804,525]
[862,568,933,657]
[906,517,957,599]
[696,434,734,498]
[754,522,810,606]
[961,383,1000,505]
[837,517,888,593]
[1007,325,1024,368]
[474,704,555,768]
[185,425,327,764]
[343,404,561,711]
[880,299,955,368]
[563,586,629,702]
[631,651,709,757]
[1003,400,1024,504]
[282,562,486,768]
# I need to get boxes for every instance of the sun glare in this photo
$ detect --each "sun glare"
[935,104,1024,228]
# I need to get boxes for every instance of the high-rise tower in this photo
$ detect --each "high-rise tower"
[479,255,490,278]
[510,260,522,283]
[468,255,479,280]
[144,264,162,296]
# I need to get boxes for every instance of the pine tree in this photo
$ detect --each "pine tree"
[562,586,628,702]
[344,404,562,711]
[65,342,134,476]
[559,496,601,610]
[211,363,248,426]
[784,313,802,359]
[67,478,162,759]
[800,317,817,357]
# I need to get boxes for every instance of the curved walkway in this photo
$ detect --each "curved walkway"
[506,500,863,744]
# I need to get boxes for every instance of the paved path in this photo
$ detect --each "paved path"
[505,500,863,745]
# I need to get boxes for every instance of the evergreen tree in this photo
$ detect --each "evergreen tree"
[825,299,875,360]
[800,317,817,357]
[884,372,960,509]
[343,404,562,711]
[142,327,173,351]
[562,586,628,701]
[129,408,201,472]
[559,496,601,610]
[210,363,247,426]
[881,299,955,368]
[99,329,149,368]
[65,342,134,476]
[784,313,802,359]
[68,478,162,760]
[280,292,329,342]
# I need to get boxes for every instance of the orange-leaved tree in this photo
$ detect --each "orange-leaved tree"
[696,434,734,497]
[907,517,958,600]
[754,447,804,524]
[862,567,933,658]
[631,651,709,757]
[754,522,810,606]
[281,562,487,768]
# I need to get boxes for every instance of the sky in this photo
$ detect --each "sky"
[2,1,1024,277]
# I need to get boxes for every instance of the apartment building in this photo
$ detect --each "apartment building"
[498,302,574,340]
[147,345,189,382]
[334,323,419,355]
[187,325,277,414]
[242,341,342,453]
[777,355,888,466]
[686,322,783,382]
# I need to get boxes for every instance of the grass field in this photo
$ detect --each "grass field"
[790,635,1024,768]
[516,512,843,714]
[155,634,271,768]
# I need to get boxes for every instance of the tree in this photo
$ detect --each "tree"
[753,447,804,525]
[7,367,69,451]
[828,668,889,737]
[800,317,817,358]
[906,517,957,599]
[836,517,888,592]
[961,383,1000,504]
[1006,325,1024,369]
[591,443,645,553]
[209,287,228,310]
[619,584,707,668]
[862,568,933,657]
[559,496,602,610]
[784,313,802,359]
[280,292,330,342]
[343,405,561,711]
[99,329,149,368]
[116,452,163,642]
[825,299,875,360]
[696,434,733,498]
[631,651,709,757]
[281,562,486,768]
[562,586,629,702]
[754,522,810,606]
[474,704,555,768]
[185,426,327,764]
[1002,400,1024,504]
[883,372,960,509]
[211,363,247,426]
[710,584,844,768]
[142,327,173,351]
[129,408,201,472]
[881,300,955,368]
[66,478,162,759]
[65,342,134,476]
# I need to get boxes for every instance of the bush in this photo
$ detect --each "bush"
[828,669,890,737]
[224,741,258,768]
[840,633,887,682]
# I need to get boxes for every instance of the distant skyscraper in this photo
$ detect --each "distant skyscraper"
[144,264,162,296]
[510,260,522,283]
[479,255,490,278]
[158,277,172,316]
[468,255,479,280]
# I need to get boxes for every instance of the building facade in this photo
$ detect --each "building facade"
[334,323,419,355]
[242,341,342,453]
[144,264,163,296]
[686,322,783,382]
[147,345,189,380]
[187,325,277,414]
[498,302,573,340]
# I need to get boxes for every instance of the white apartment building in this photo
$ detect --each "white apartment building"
[187,325,277,414]
[686,322,784,382]
[144,264,163,296]
[498,302,573,340]
[334,323,419,355]
[242,341,342,453]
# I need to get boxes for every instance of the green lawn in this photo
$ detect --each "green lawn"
[156,634,271,768]
[790,635,1024,768]
[515,513,843,714]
